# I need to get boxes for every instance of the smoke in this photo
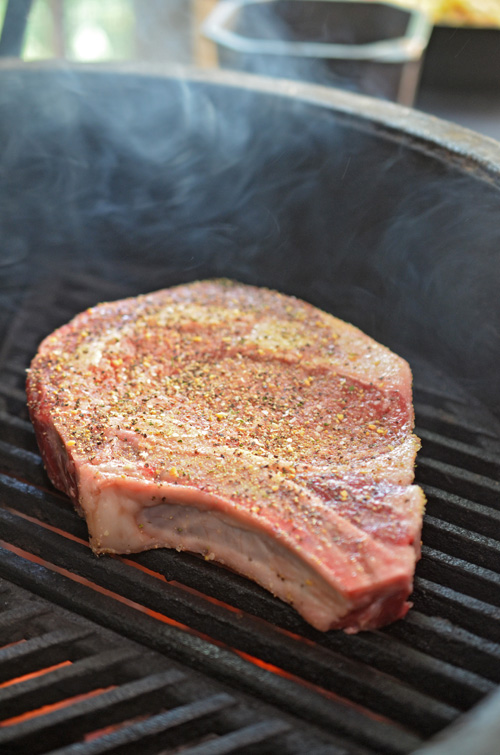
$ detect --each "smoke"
[0,63,342,287]
[0,60,499,418]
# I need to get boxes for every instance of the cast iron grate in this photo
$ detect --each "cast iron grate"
[0,577,331,755]
[0,274,500,754]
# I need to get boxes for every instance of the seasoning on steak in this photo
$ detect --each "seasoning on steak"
[27,279,425,633]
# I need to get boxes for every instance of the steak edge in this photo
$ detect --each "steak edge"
[27,279,425,633]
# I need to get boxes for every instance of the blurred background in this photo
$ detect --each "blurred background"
[0,0,499,140]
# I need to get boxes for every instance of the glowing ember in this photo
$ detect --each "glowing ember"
[0,687,115,728]
[0,661,71,690]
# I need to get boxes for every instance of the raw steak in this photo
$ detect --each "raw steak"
[27,279,425,632]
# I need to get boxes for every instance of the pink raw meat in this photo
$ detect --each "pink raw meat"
[27,279,425,632]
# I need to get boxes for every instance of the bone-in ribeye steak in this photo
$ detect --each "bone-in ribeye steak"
[27,279,425,632]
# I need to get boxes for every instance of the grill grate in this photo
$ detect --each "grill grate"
[0,577,321,755]
[1,274,500,754]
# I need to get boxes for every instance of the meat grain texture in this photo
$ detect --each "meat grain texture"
[27,279,425,633]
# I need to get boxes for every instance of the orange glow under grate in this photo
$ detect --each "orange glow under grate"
[0,661,72,690]
[0,536,400,730]
[0,686,115,728]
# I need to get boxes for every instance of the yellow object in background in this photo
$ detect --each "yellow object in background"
[391,0,500,26]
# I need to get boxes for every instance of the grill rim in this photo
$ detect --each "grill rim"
[2,59,500,186]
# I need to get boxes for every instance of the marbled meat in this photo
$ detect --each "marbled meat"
[27,279,425,632]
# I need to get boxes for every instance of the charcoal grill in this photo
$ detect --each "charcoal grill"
[0,63,500,754]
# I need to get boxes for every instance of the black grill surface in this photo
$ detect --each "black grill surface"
[1,274,500,755]
[0,577,324,755]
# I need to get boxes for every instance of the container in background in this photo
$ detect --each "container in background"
[203,0,432,105]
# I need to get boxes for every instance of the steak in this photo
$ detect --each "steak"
[27,279,425,633]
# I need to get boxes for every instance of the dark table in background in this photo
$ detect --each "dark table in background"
[416,23,500,143]
[417,89,500,143]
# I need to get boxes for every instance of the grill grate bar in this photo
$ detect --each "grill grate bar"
[3,361,31,378]
[413,401,500,445]
[0,605,50,639]
[0,507,461,736]
[385,612,500,684]
[47,273,130,308]
[413,384,469,405]
[0,384,29,415]
[0,322,45,368]
[416,456,500,509]
[416,428,500,479]
[0,647,140,721]
[0,473,89,538]
[0,273,128,370]
[0,669,188,754]
[310,627,495,711]
[0,546,423,755]
[0,412,37,453]
[422,516,500,573]
[177,719,292,755]
[0,439,47,487]
[0,627,92,684]
[412,578,500,643]
[419,546,500,608]
[46,696,268,755]
[422,485,500,540]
